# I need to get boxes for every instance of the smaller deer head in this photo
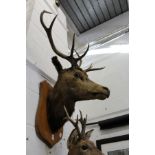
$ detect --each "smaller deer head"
[64,107,104,155]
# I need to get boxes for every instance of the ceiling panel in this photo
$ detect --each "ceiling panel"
[89,0,106,23]
[119,0,128,12]
[112,0,122,15]
[59,0,129,34]
[74,0,95,28]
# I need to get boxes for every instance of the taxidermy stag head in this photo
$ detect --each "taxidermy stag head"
[40,11,110,133]
[64,107,104,155]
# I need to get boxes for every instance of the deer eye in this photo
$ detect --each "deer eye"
[74,72,83,80]
[81,144,88,151]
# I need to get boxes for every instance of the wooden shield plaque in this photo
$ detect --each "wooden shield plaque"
[35,80,63,148]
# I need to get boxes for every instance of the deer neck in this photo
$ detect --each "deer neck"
[47,87,76,133]
[52,87,76,105]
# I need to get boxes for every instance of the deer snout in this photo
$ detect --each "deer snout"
[102,86,110,98]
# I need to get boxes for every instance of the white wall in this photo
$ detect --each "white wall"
[26,0,35,31]
[26,63,49,155]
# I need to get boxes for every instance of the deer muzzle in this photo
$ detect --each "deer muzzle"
[102,86,110,98]
[86,80,110,100]
[91,86,110,100]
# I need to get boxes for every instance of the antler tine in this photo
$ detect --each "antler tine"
[85,63,105,72]
[76,44,89,61]
[79,110,87,138]
[74,50,82,67]
[70,34,75,57]
[40,10,68,59]
[68,34,79,67]
[40,11,52,30]
[64,106,81,138]
[85,63,93,71]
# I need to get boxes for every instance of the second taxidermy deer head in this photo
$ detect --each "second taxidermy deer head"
[40,11,110,133]
[64,107,104,155]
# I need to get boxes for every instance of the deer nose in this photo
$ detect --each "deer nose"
[102,87,110,98]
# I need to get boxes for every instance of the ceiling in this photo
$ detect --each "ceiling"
[59,0,129,34]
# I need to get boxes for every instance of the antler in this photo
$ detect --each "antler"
[79,110,87,138]
[85,64,105,72]
[74,50,82,67]
[64,106,82,139]
[64,106,88,139]
[40,10,89,68]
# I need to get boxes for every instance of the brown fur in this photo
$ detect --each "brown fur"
[68,140,104,155]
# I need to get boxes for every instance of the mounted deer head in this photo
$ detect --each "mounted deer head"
[64,107,104,155]
[40,10,110,133]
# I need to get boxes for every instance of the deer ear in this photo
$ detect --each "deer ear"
[85,129,94,140]
[67,129,79,149]
[52,56,63,73]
